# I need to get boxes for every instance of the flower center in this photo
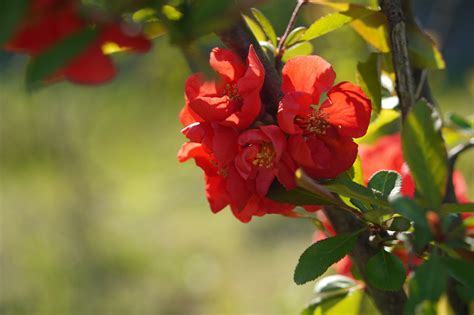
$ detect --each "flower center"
[225,83,241,101]
[252,142,275,168]
[295,106,330,135]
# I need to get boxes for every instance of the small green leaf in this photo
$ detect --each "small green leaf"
[441,203,474,214]
[406,254,448,314]
[407,25,445,70]
[401,99,448,208]
[26,28,99,90]
[356,53,382,115]
[282,41,313,62]
[294,232,361,285]
[243,14,266,42]
[366,250,406,291]
[387,216,412,231]
[0,0,28,46]
[390,196,432,252]
[358,109,399,144]
[302,7,374,41]
[368,170,402,199]
[251,8,277,47]
[267,181,332,206]
[446,112,473,131]
[285,26,307,47]
[442,256,474,289]
[350,12,390,52]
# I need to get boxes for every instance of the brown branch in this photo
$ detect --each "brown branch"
[323,206,407,315]
[218,16,282,116]
[379,0,415,119]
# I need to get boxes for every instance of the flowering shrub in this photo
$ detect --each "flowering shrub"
[178,48,372,222]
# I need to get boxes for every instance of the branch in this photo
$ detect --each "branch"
[323,206,407,315]
[379,0,415,119]
[218,17,282,116]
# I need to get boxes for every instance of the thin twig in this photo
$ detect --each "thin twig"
[445,138,474,203]
[275,0,307,70]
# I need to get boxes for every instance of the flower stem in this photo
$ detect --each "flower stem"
[275,0,307,70]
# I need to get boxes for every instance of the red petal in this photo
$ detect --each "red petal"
[237,45,265,95]
[277,92,312,134]
[211,124,239,166]
[288,135,317,169]
[304,134,358,179]
[281,55,336,104]
[205,175,230,213]
[322,82,372,138]
[185,73,219,101]
[210,47,245,83]
[63,44,116,84]
[189,96,232,122]
[256,168,276,197]
[260,124,286,160]
[179,104,203,126]
[222,90,261,129]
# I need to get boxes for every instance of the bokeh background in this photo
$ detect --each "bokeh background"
[1,1,473,314]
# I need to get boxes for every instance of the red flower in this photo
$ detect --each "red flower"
[359,133,471,202]
[235,125,296,196]
[278,56,371,178]
[181,46,265,129]
[4,0,151,84]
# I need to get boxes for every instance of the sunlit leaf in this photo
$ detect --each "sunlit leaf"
[407,25,445,70]
[26,28,99,90]
[162,5,183,21]
[302,7,375,41]
[358,109,400,144]
[350,12,390,52]
[251,8,277,46]
[285,26,307,47]
[368,170,402,199]
[0,0,28,46]
[357,53,382,115]
[294,232,361,285]
[132,7,157,22]
[282,41,313,62]
[366,250,406,291]
[143,21,167,39]
[402,99,448,208]
[267,181,333,206]
[243,14,266,42]
[446,112,473,131]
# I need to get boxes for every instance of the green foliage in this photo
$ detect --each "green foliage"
[407,25,445,70]
[446,112,473,131]
[442,256,474,289]
[359,110,400,144]
[356,53,382,115]
[26,28,99,90]
[268,181,333,206]
[401,99,448,208]
[368,170,402,200]
[250,8,277,47]
[282,42,314,62]
[302,6,374,41]
[243,14,266,42]
[285,27,307,47]
[308,288,380,315]
[441,203,474,214]
[0,0,28,46]
[294,231,362,285]
[390,196,432,252]
[386,216,412,231]
[406,254,447,313]
[366,250,406,291]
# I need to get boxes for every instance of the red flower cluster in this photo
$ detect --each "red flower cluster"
[4,0,151,84]
[178,47,372,222]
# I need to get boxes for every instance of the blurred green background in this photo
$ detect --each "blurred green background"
[1,1,473,314]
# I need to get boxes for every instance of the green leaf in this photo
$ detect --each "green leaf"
[446,112,473,131]
[356,53,382,115]
[406,254,448,314]
[26,28,99,90]
[441,203,474,214]
[294,232,361,285]
[358,109,399,144]
[407,25,445,70]
[0,0,28,46]
[390,196,432,252]
[267,181,333,206]
[366,250,406,291]
[285,26,307,47]
[401,99,448,208]
[368,170,402,199]
[387,216,412,231]
[243,14,266,42]
[302,6,375,41]
[251,8,277,47]
[282,41,313,62]
[442,256,474,289]
[350,12,390,52]
[318,289,379,315]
